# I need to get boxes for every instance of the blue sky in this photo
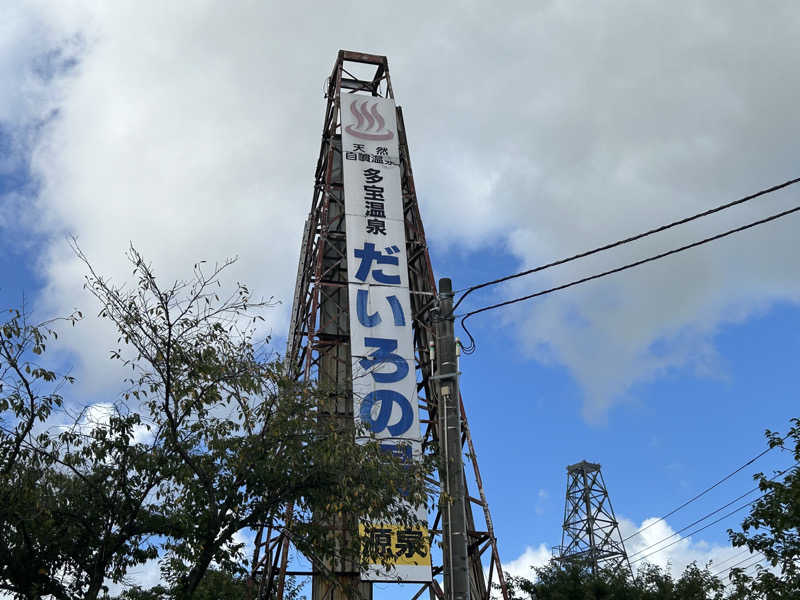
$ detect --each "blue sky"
[2,0,799,591]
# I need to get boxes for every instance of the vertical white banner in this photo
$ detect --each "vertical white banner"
[341,94,431,582]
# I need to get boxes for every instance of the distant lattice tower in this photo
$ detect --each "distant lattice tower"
[556,461,632,575]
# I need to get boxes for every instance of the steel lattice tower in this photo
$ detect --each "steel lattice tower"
[248,51,508,600]
[556,461,632,575]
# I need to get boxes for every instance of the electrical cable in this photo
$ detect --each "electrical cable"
[627,486,762,559]
[458,202,800,354]
[452,176,800,315]
[629,497,757,565]
[629,465,795,565]
[716,548,761,574]
[711,548,758,571]
[713,555,766,578]
[628,465,793,557]
[621,445,783,543]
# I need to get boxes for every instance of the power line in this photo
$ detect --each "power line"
[628,465,795,566]
[712,548,753,570]
[622,444,780,543]
[628,465,793,556]
[452,176,800,314]
[713,555,766,578]
[458,202,800,353]
[627,486,762,559]
[711,548,760,572]
[629,497,757,565]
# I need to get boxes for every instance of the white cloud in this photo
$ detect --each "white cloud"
[77,401,151,444]
[501,544,552,579]
[620,516,741,577]
[2,1,800,417]
[414,1,800,420]
[534,489,549,516]
[107,558,162,596]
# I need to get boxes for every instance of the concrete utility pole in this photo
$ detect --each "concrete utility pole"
[435,278,470,600]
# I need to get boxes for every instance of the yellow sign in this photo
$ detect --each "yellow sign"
[359,523,431,567]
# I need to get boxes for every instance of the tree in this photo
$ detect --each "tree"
[672,562,725,600]
[502,558,725,600]
[77,246,431,596]
[0,307,182,599]
[727,418,800,598]
[105,570,305,600]
[1,246,432,598]
[106,569,246,600]
[0,307,63,598]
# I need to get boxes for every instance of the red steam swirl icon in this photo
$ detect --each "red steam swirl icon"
[344,99,394,141]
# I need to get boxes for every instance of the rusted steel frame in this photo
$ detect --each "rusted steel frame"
[270,50,509,600]
[396,117,439,445]
[371,64,387,93]
[285,218,310,370]
[294,192,325,376]
[316,280,346,290]
[252,256,317,584]
[305,54,345,370]
[459,394,509,600]
[486,557,495,600]
[268,518,288,600]
[471,537,492,557]
[267,57,346,600]
[304,187,328,380]
[412,302,437,326]
[285,83,338,370]
[396,107,435,290]
[310,54,371,600]
[304,73,341,381]
[253,512,288,599]
[340,67,377,95]
[341,50,387,65]
[251,523,267,574]
[252,52,349,600]
[340,53,389,97]
[410,583,431,600]
[417,395,437,409]
[316,253,346,285]
[406,246,430,270]
[286,214,318,371]
[316,281,347,308]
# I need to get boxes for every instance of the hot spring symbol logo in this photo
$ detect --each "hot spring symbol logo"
[345,99,394,141]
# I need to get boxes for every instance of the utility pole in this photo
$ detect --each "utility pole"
[435,278,470,600]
